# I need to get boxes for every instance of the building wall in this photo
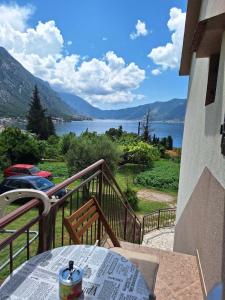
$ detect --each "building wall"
[174,168,225,293]
[176,33,225,221]
[174,32,225,293]
[200,0,225,21]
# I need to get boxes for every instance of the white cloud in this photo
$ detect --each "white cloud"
[0,3,34,31]
[148,7,186,72]
[151,69,161,76]
[0,3,146,106]
[67,40,72,46]
[130,20,148,40]
[102,37,107,41]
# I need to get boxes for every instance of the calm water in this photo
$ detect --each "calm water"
[55,119,184,148]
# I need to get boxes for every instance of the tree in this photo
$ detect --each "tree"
[47,116,56,136]
[60,132,76,155]
[27,86,52,140]
[105,126,123,141]
[141,109,153,142]
[122,141,160,167]
[167,135,173,150]
[0,127,42,167]
[65,133,121,175]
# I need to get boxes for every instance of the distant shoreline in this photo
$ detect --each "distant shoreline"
[0,117,184,127]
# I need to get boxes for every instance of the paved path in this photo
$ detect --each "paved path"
[142,227,175,251]
[137,189,176,203]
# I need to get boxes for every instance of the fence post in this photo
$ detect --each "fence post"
[123,201,128,241]
[38,204,58,253]
[157,210,161,230]
[38,204,46,253]
[97,164,104,245]
[132,216,136,243]
[142,217,145,241]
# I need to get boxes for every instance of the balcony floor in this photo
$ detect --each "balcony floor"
[117,241,204,300]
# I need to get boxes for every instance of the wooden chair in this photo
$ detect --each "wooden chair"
[64,197,120,247]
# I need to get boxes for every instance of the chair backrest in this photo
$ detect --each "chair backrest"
[64,197,120,247]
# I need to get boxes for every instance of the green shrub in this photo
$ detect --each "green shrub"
[118,133,141,146]
[0,127,42,167]
[135,160,180,192]
[65,133,121,175]
[105,126,123,141]
[122,142,160,166]
[39,136,61,159]
[124,188,139,211]
[59,132,76,155]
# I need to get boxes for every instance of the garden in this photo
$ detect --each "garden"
[0,124,180,216]
[0,124,181,281]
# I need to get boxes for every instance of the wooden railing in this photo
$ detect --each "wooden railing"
[142,208,176,238]
[0,160,142,281]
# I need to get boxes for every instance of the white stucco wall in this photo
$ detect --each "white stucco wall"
[199,0,225,21]
[176,32,225,221]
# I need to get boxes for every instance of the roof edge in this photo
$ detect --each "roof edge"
[179,0,202,76]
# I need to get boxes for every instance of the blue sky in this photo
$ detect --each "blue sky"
[0,0,188,109]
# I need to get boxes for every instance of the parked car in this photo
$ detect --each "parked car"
[4,164,52,179]
[0,176,66,200]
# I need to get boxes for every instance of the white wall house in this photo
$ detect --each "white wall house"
[174,0,225,296]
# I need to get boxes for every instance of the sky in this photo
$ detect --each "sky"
[0,0,188,109]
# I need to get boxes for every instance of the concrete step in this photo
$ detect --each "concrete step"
[110,241,204,300]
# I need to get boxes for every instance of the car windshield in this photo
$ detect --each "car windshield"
[31,177,54,191]
[29,167,40,175]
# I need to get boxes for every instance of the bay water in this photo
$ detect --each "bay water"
[55,119,184,148]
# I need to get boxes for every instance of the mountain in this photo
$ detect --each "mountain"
[59,92,101,117]
[60,92,187,121]
[0,46,186,121]
[0,47,78,118]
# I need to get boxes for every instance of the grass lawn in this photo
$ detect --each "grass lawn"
[135,159,180,193]
[137,200,171,215]
[116,161,179,194]
[115,162,178,214]
[115,163,147,192]
[38,161,69,180]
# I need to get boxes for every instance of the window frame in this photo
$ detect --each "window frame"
[205,53,220,106]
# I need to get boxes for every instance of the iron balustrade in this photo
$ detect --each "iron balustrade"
[142,208,176,238]
[0,159,142,281]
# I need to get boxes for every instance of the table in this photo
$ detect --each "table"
[0,245,153,299]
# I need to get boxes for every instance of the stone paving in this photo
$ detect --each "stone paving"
[142,227,175,251]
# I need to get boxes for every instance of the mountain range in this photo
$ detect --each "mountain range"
[59,92,186,121]
[0,46,186,121]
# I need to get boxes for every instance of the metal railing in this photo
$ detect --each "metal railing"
[142,208,176,238]
[0,159,142,280]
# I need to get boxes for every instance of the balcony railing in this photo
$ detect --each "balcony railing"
[142,208,176,238]
[0,159,142,281]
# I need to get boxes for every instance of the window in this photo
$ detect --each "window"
[205,54,220,106]
[21,168,30,174]
[29,167,40,175]
[5,180,21,188]
[31,177,54,191]
[11,168,20,173]
[20,181,33,189]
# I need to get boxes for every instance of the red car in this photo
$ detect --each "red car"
[4,164,52,179]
